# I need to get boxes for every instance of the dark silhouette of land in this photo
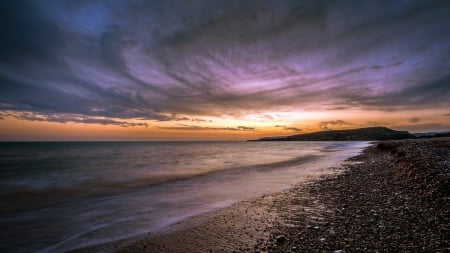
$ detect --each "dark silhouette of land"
[253,127,416,141]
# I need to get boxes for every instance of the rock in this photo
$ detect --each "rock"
[275,235,286,244]
[333,250,345,253]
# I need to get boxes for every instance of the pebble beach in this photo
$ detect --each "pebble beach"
[264,138,450,252]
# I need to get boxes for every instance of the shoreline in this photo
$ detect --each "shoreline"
[74,138,449,252]
[71,159,345,253]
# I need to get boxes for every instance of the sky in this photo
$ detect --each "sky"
[1,0,450,141]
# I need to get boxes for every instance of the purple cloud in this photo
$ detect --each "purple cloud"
[0,0,449,125]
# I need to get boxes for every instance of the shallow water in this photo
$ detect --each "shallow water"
[0,141,369,253]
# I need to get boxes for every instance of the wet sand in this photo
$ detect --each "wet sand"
[74,138,449,252]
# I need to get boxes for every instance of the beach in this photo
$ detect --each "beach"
[74,138,449,252]
[2,1,450,252]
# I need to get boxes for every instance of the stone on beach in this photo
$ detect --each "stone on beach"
[264,138,450,252]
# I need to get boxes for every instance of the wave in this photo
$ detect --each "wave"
[0,153,321,215]
[322,141,370,152]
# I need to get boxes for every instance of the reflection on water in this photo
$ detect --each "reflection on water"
[0,141,369,252]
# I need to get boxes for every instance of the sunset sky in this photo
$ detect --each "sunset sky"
[1,0,450,141]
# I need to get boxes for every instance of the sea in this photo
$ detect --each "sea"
[0,141,369,253]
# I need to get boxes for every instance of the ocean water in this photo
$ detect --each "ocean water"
[0,141,369,253]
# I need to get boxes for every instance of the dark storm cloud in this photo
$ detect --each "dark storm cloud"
[0,1,66,65]
[1,0,450,124]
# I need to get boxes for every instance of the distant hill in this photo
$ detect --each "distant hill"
[413,131,450,138]
[252,127,416,141]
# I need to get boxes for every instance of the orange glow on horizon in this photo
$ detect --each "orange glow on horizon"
[1,108,449,141]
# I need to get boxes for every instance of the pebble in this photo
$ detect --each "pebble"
[264,139,450,252]
[275,235,286,244]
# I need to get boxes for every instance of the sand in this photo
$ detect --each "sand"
[73,138,450,253]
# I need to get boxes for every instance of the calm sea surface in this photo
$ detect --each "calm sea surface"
[0,141,368,252]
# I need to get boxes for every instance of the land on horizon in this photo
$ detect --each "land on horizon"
[252,126,450,141]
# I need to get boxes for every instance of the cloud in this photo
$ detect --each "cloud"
[169,114,190,121]
[285,127,302,132]
[275,125,302,132]
[341,74,450,111]
[0,111,148,127]
[409,117,420,123]
[0,0,449,123]
[191,118,212,123]
[160,124,256,132]
[319,120,353,130]
[237,126,255,131]
[0,1,68,66]
[393,123,450,132]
